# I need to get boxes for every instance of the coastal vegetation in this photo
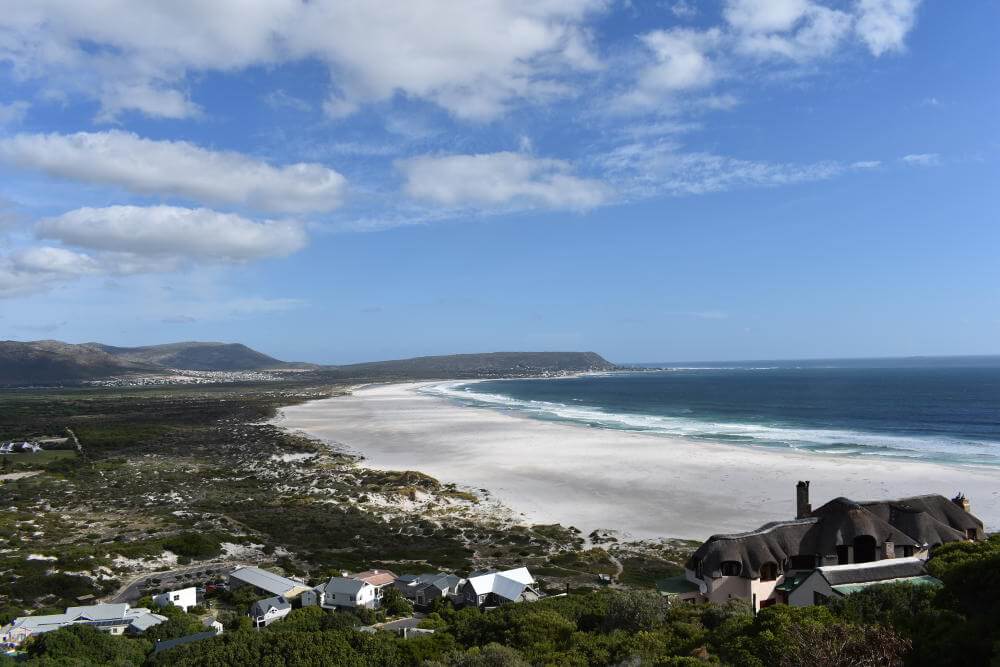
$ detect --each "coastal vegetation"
[6,543,999,666]
[2,381,995,665]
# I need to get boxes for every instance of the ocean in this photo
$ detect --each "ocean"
[420,359,1000,467]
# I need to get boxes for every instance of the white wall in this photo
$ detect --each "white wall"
[152,587,198,612]
[788,571,834,607]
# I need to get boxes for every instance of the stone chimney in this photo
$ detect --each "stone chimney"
[882,541,895,559]
[796,481,811,519]
[952,493,970,513]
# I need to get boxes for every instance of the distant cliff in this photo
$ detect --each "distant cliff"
[321,351,617,380]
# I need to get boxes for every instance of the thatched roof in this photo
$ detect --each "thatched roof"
[688,493,982,580]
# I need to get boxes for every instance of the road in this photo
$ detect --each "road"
[108,561,237,604]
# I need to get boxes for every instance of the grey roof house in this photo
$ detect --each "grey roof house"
[395,573,464,607]
[303,576,379,610]
[249,596,291,627]
[228,566,311,599]
[0,603,167,647]
[788,557,942,606]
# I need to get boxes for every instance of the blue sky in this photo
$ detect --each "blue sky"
[0,1,997,364]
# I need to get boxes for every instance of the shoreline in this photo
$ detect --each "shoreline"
[276,381,1000,541]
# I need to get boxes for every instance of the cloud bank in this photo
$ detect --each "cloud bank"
[0,131,346,213]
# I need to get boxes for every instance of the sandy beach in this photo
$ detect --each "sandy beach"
[277,382,1000,541]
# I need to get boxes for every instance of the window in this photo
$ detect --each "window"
[720,561,742,577]
[901,545,914,557]
[790,554,817,570]
[814,592,828,606]
[759,562,778,581]
[966,528,977,540]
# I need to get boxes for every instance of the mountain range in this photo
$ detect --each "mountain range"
[0,340,615,385]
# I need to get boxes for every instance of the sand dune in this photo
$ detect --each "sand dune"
[276,382,1000,540]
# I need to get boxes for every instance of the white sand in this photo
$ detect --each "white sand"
[277,382,1000,541]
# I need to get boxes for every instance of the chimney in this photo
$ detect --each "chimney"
[796,481,811,519]
[882,541,895,559]
[952,493,970,513]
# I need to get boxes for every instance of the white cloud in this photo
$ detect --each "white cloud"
[901,152,940,166]
[618,28,722,111]
[616,0,920,111]
[671,2,699,20]
[0,131,346,213]
[398,152,610,210]
[855,0,921,56]
[596,139,853,197]
[0,100,29,125]
[724,0,853,61]
[36,206,307,262]
[0,246,101,297]
[0,1,604,121]
[96,82,200,122]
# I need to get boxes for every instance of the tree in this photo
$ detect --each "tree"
[381,586,413,617]
[24,624,150,666]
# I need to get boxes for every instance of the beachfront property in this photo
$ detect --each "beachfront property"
[787,557,941,607]
[249,596,292,627]
[302,576,379,610]
[228,566,311,600]
[460,567,540,609]
[152,586,197,612]
[682,481,984,611]
[0,603,167,647]
[395,573,465,607]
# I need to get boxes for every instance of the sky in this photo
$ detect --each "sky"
[0,0,998,364]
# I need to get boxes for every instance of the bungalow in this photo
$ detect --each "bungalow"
[249,596,291,627]
[302,577,379,610]
[684,482,983,611]
[152,586,198,612]
[788,557,941,607]
[0,603,166,647]
[460,567,540,609]
[228,566,311,600]
[350,569,398,604]
[395,573,464,607]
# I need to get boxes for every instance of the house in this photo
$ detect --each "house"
[249,596,291,627]
[684,481,984,611]
[788,557,941,607]
[228,566,311,600]
[395,573,464,607]
[350,569,398,603]
[460,567,540,609]
[152,586,198,612]
[0,604,166,647]
[302,577,379,610]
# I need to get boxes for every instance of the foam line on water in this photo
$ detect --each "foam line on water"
[418,381,1000,466]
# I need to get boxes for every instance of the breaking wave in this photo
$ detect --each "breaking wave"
[418,380,1000,467]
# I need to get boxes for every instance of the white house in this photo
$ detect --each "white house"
[787,558,941,607]
[152,587,198,612]
[460,567,540,609]
[0,604,166,647]
[249,596,291,627]
[302,576,379,610]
